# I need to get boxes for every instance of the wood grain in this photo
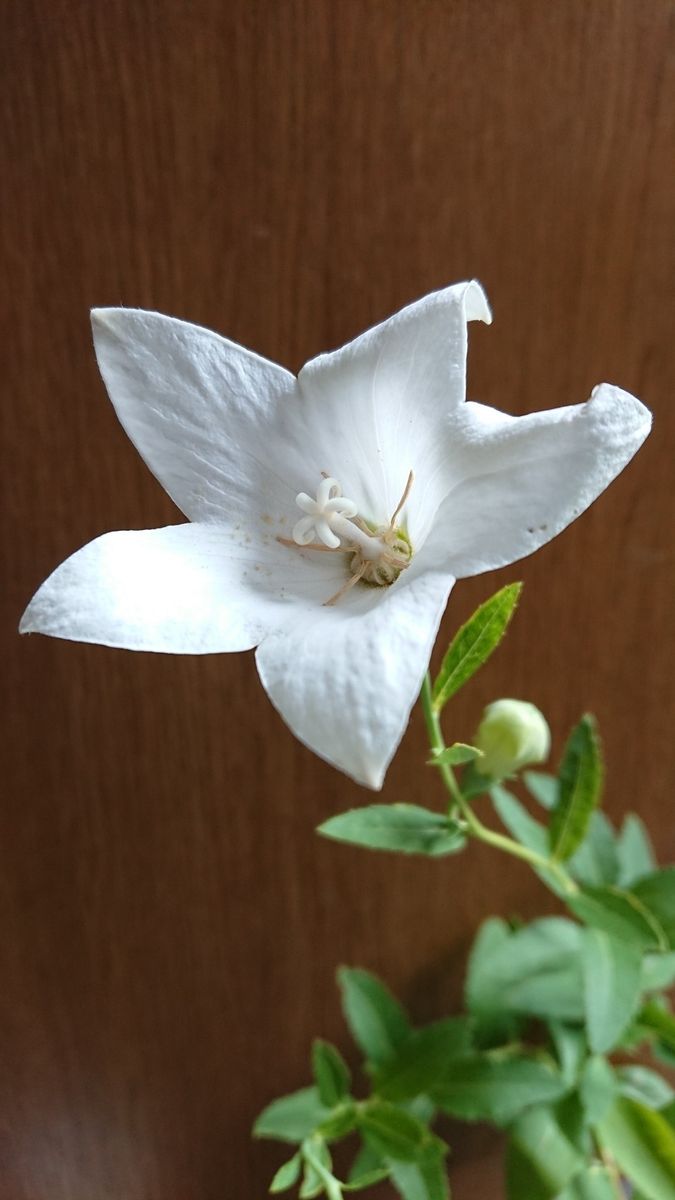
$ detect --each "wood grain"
[2,1,675,1196]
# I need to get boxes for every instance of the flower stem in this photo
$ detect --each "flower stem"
[420,673,575,893]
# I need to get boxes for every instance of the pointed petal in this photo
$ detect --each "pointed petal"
[90,308,298,523]
[20,524,346,653]
[255,568,455,788]
[293,282,491,539]
[427,384,651,576]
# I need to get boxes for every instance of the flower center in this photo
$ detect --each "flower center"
[279,472,414,606]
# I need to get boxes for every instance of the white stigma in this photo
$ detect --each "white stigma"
[292,477,384,559]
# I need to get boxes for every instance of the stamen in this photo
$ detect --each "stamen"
[389,470,414,528]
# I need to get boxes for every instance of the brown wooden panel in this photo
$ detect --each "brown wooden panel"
[2,1,675,1196]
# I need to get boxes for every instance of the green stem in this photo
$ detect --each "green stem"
[420,674,574,893]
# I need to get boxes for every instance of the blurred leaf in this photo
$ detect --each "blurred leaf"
[430,742,483,767]
[432,581,522,711]
[566,886,668,951]
[524,770,559,810]
[632,869,675,949]
[506,1107,583,1199]
[637,1002,675,1054]
[312,1041,351,1108]
[434,1056,567,1126]
[549,1023,586,1086]
[549,716,603,862]
[389,1154,449,1200]
[616,814,657,887]
[578,1056,617,1125]
[338,968,410,1068]
[319,805,465,857]
[642,951,675,992]
[255,1088,331,1144]
[270,1153,302,1193]
[347,1142,384,1184]
[374,1018,472,1101]
[582,928,643,1053]
[596,1097,675,1200]
[617,1066,675,1111]
[491,786,567,897]
[358,1101,441,1163]
[567,812,618,888]
[557,1165,619,1199]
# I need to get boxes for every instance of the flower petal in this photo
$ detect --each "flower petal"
[255,568,455,788]
[19,524,349,653]
[426,383,651,576]
[292,282,491,540]
[90,308,298,524]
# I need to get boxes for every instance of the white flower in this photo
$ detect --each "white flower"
[20,282,651,788]
[474,699,551,780]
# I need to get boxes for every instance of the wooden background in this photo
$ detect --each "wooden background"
[2,1,675,1196]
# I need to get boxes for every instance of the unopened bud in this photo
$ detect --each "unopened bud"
[474,699,550,780]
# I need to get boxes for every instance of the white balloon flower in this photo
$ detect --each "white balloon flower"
[20,282,651,788]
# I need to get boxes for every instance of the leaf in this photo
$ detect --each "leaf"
[578,1056,617,1125]
[549,716,603,862]
[358,1101,439,1162]
[430,742,482,766]
[312,1041,351,1108]
[491,786,549,855]
[432,581,522,711]
[342,1168,390,1191]
[557,1166,618,1199]
[567,812,619,887]
[254,1088,331,1143]
[566,885,668,951]
[270,1153,302,1193]
[617,1066,675,1110]
[582,928,643,1053]
[389,1155,449,1200]
[616,814,657,887]
[301,1139,336,1200]
[637,1002,675,1053]
[467,917,585,1030]
[374,1017,472,1101]
[642,951,675,992]
[433,1056,567,1126]
[596,1097,675,1199]
[337,968,410,1068]
[318,805,465,857]
[316,1103,357,1141]
[347,1142,384,1185]
[506,1107,583,1199]
[523,770,559,810]
[632,869,675,948]
[549,1023,587,1086]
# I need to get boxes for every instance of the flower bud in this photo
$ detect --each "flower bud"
[474,699,550,780]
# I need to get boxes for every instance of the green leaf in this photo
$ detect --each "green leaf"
[596,1097,675,1199]
[312,1041,351,1108]
[642,951,675,992]
[254,1088,331,1143]
[617,1066,675,1110]
[506,1107,583,1199]
[301,1139,336,1200]
[549,1023,587,1086]
[358,1101,439,1162]
[582,928,643,1053]
[632,869,675,948]
[549,716,603,862]
[316,1103,357,1141]
[270,1153,302,1193]
[557,1166,618,1199]
[523,770,559,810]
[490,786,568,896]
[433,1056,567,1126]
[389,1155,449,1200]
[374,1017,472,1100]
[337,968,410,1068]
[347,1143,384,1185]
[319,805,465,857]
[342,1168,390,1191]
[616,814,657,887]
[430,742,482,766]
[432,581,522,711]
[567,812,619,887]
[467,917,585,1029]
[637,1002,675,1053]
[566,885,668,950]
[578,1056,617,1125]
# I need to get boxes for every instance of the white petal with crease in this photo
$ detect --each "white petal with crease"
[255,568,455,788]
[427,384,652,576]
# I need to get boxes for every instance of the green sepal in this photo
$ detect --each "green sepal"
[432,581,522,711]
